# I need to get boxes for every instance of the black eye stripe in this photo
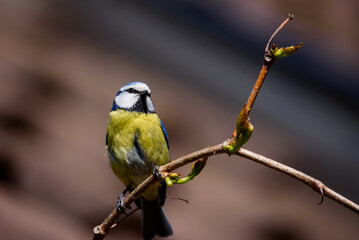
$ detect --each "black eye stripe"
[126,88,139,93]
[125,88,151,95]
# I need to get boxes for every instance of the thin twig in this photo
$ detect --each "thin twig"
[265,14,294,53]
[93,140,359,239]
[244,64,270,117]
[236,148,359,214]
[245,14,293,117]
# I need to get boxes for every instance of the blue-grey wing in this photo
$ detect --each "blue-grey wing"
[160,119,169,150]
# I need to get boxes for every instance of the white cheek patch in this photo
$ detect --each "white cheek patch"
[115,92,139,109]
[146,96,155,112]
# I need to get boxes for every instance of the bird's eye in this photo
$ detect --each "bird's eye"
[127,88,137,93]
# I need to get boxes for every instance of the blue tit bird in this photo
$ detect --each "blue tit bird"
[106,82,173,239]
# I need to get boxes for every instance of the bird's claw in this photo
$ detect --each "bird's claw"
[117,193,131,215]
[153,165,163,182]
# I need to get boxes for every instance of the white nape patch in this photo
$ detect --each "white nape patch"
[146,96,155,112]
[120,82,151,94]
[115,92,139,109]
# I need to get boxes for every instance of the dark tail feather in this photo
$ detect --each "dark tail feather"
[142,199,173,239]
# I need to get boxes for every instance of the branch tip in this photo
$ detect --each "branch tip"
[265,14,294,53]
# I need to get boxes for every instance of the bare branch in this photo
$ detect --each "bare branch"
[234,14,295,139]
[93,139,359,239]
[236,148,359,214]
[244,64,270,117]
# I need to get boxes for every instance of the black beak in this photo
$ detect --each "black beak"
[139,90,149,96]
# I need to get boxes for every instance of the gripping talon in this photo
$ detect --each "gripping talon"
[153,165,162,182]
[117,193,131,215]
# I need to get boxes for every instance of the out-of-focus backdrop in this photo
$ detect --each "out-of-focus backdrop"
[0,0,358,239]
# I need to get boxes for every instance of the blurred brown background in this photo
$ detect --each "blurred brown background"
[0,0,358,239]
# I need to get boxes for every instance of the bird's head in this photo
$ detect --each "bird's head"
[111,82,155,113]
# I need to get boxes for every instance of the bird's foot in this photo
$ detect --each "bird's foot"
[153,165,163,182]
[117,193,131,215]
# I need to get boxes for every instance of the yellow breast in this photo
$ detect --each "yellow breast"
[106,110,169,191]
